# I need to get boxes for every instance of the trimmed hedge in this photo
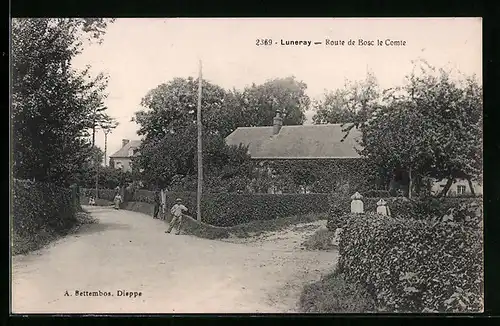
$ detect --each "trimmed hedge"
[338,213,483,313]
[12,179,79,254]
[201,193,329,226]
[327,195,482,231]
[81,188,329,227]
[13,180,78,236]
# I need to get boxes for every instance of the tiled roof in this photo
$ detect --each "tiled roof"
[109,140,142,158]
[225,124,363,159]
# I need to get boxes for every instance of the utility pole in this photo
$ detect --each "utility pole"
[92,109,99,199]
[197,60,203,222]
[103,128,112,167]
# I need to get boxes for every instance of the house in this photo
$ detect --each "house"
[109,139,141,172]
[225,110,482,196]
[225,110,367,194]
[431,178,483,197]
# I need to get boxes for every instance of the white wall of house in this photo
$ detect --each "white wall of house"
[430,178,483,196]
[112,158,133,173]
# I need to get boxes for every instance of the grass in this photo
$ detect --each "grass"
[12,209,98,256]
[226,212,328,238]
[301,227,336,251]
[298,268,376,313]
[179,212,327,240]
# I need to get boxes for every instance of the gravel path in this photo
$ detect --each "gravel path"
[12,206,337,314]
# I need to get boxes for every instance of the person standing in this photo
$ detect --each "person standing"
[113,193,122,210]
[165,198,188,235]
[153,188,161,219]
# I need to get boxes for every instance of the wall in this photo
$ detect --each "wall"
[431,178,483,196]
[111,157,133,172]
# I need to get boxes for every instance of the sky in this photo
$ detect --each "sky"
[71,18,482,163]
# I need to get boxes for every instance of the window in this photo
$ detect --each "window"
[115,161,123,170]
[457,185,467,195]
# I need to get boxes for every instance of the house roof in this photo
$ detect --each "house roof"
[110,140,142,158]
[225,124,363,159]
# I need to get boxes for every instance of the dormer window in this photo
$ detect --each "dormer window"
[128,149,134,156]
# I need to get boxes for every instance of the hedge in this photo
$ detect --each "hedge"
[13,179,79,236]
[81,188,329,227]
[327,195,482,231]
[338,213,483,313]
[81,188,117,201]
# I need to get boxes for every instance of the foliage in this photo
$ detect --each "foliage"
[312,72,379,125]
[338,213,483,312]
[134,77,229,139]
[132,77,256,189]
[134,126,252,189]
[81,187,118,201]
[326,194,481,231]
[231,76,310,127]
[301,228,336,251]
[12,18,115,186]
[299,268,376,313]
[78,165,133,189]
[201,193,329,226]
[264,159,374,194]
[343,60,482,196]
[12,179,79,254]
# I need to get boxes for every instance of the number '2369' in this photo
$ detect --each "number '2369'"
[256,39,273,46]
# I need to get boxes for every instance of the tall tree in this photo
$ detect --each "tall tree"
[133,77,228,141]
[12,18,115,185]
[233,76,310,128]
[346,59,483,197]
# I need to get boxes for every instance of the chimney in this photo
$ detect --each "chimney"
[122,139,130,148]
[273,110,283,135]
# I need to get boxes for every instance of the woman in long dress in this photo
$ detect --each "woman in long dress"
[113,193,122,209]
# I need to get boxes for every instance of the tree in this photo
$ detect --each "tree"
[133,77,255,190]
[133,123,252,190]
[133,77,229,141]
[232,76,310,128]
[313,72,379,125]
[12,18,115,186]
[346,59,482,197]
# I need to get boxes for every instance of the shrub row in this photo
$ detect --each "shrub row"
[81,188,329,227]
[81,188,118,201]
[12,179,78,238]
[338,213,483,313]
[327,195,481,231]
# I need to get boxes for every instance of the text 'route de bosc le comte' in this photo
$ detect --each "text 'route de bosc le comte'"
[279,39,407,47]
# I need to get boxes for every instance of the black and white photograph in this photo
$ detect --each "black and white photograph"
[10,18,483,314]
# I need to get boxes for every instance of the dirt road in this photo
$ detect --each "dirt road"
[12,206,337,314]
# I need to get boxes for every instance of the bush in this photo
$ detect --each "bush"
[338,213,483,313]
[12,179,79,254]
[299,268,376,313]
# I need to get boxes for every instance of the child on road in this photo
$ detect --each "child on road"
[166,198,188,235]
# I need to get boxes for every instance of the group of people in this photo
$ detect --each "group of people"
[152,188,188,235]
